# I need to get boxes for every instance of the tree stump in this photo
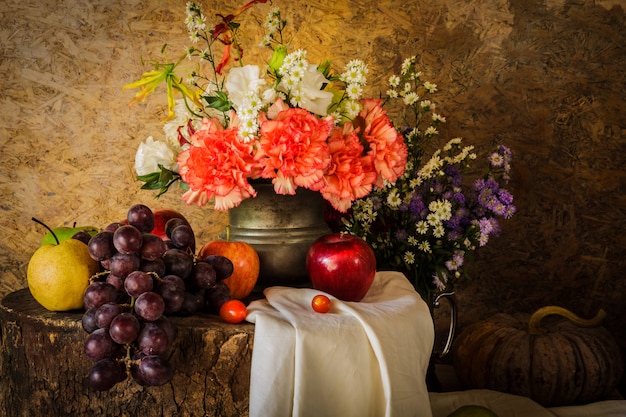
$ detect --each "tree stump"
[0,289,254,417]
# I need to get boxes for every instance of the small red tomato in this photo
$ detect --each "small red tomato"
[219,299,248,324]
[311,294,332,314]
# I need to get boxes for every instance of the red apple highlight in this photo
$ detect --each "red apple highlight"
[306,233,376,302]
[198,240,260,300]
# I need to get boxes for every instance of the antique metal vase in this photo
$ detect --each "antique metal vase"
[223,183,331,288]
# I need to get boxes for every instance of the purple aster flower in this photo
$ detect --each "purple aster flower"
[473,178,486,191]
[453,192,465,204]
[432,272,447,290]
[489,152,505,167]
[395,229,408,241]
[498,189,514,205]
[504,205,516,219]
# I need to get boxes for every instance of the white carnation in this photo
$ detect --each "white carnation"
[134,136,179,176]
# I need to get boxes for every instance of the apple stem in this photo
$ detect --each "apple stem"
[31,217,59,245]
[225,224,231,241]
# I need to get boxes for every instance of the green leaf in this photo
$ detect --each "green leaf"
[136,166,182,198]
[204,92,232,112]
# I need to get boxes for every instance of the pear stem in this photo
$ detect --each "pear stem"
[32,217,60,245]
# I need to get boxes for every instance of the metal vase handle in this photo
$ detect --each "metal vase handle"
[432,291,457,359]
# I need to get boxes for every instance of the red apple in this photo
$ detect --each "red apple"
[306,233,376,302]
[198,240,260,300]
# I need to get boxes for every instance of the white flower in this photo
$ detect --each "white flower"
[386,189,402,208]
[416,221,429,234]
[225,65,267,111]
[403,92,419,105]
[343,99,361,118]
[386,89,398,98]
[401,56,415,75]
[403,251,416,264]
[346,83,363,100]
[423,81,437,93]
[389,75,400,88]
[425,126,439,136]
[135,136,179,176]
[292,64,333,116]
[432,113,446,123]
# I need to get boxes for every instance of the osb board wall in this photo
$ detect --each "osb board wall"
[1,0,625,370]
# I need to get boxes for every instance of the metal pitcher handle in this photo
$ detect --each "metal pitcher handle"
[432,291,457,359]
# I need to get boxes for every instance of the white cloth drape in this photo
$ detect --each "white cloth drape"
[246,271,435,417]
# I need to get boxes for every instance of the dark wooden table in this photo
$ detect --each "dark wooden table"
[0,289,254,417]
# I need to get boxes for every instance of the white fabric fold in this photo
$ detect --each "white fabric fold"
[246,271,435,417]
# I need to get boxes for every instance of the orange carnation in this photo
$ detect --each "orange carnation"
[357,98,408,187]
[257,105,333,195]
[177,117,259,210]
[321,126,378,212]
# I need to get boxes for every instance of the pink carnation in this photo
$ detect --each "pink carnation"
[257,104,333,195]
[358,98,408,186]
[321,126,378,212]
[177,117,259,210]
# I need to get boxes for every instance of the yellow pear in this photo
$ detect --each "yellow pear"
[27,238,100,311]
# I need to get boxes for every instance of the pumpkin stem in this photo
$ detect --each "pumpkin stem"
[528,306,606,335]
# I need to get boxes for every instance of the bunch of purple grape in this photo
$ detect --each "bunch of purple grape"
[81,204,235,391]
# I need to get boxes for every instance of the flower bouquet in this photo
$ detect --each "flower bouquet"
[124,0,516,298]
[337,56,516,298]
[124,0,407,212]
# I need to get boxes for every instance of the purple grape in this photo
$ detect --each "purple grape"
[169,224,195,250]
[137,322,169,355]
[137,355,173,386]
[84,282,118,311]
[124,270,154,297]
[158,286,185,315]
[162,248,194,279]
[104,222,125,233]
[165,218,187,238]
[160,275,186,292]
[190,261,217,290]
[178,291,206,316]
[88,231,116,261]
[113,225,143,255]
[95,302,122,329]
[108,252,141,278]
[156,275,186,314]
[72,230,93,245]
[127,204,155,233]
[105,273,125,292]
[109,312,140,345]
[134,292,165,321]
[82,308,98,333]
[88,358,126,391]
[84,328,118,362]
[203,255,234,280]
[139,258,166,277]
[153,316,177,350]
[139,233,167,261]
[205,281,233,314]
[130,352,148,386]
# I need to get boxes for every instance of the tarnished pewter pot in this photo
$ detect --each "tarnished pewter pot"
[222,183,331,288]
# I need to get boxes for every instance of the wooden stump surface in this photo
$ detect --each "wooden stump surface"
[0,289,254,417]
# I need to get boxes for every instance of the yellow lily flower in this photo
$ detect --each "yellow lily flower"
[123,61,201,122]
